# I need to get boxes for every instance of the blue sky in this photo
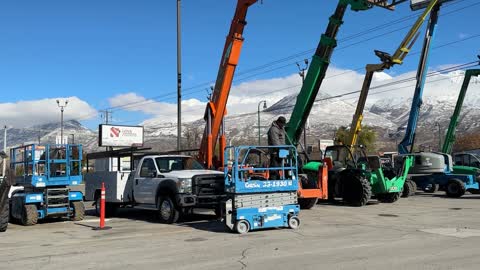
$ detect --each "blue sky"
[0,0,478,128]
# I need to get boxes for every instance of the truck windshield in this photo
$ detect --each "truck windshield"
[155,157,205,172]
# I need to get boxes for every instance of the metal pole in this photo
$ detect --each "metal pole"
[2,126,6,177]
[437,123,441,151]
[57,100,68,145]
[257,100,266,146]
[176,0,182,151]
[61,107,64,144]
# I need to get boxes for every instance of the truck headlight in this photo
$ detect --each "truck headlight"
[178,178,192,193]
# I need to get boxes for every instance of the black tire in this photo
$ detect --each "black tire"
[377,192,401,203]
[409,181,417,196]
[94,197,117,217]
[298,198,318,209]
[401,181,412,198]
[21,204,38,226]
[446,179,466,198]
[424,181,439,193]
[157,196,180,224]
[0,201,9,232]
[71,201,85,221]
[342,174,372,207]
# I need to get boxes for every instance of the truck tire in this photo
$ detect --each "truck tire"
[377,192,401,203]
[21,204,38,226]
[0,201,9,232]
[94,196,117,217]
[71,201,85,221]
[157,196,179,224]
[298,198,318,209]
[446,179,466,198]
[342,174,371,207]
[401,181,412,198]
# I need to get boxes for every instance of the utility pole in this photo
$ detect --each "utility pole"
[176,0,182,151]
[297,59,309,150]
[56,99,68,145]
[2,126,7,177]
[257,100,267,145]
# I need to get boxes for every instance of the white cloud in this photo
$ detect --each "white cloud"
[109,64,480,127]
[0,97,97,128]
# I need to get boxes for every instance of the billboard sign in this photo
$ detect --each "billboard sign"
[99,124,144,147]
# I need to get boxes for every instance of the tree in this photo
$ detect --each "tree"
[454,132,480,152]
[335,125,377,152]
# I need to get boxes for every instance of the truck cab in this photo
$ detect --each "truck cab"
[85,148,225,224]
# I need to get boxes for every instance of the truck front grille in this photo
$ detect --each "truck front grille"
[192,174,224,197]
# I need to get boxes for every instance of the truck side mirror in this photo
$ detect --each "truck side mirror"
[148,171,157,178]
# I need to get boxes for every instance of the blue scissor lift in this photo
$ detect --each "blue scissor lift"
[10,144,84,226]
[223,145,300,234]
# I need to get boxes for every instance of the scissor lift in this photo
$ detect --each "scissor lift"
[222,145,300,234]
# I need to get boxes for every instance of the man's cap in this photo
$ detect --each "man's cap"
[277,116,286,124]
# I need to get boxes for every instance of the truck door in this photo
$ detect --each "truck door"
[134,158,158,204]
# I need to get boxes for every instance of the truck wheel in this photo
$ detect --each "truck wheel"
[21,204,38,226]
[377,192,401,203]
[94,197,117,217]
[298,198,318,209]
[401,181,412,198]
[71,201,85,221]
[446,179,466,198]
[343,174,372,207]
[158,196,179,224]
[288,216,300,230]
[235,220,250,234]
[0,201,9,232]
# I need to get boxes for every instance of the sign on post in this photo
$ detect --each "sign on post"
[98,124,144,147]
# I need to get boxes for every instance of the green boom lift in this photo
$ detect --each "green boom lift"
[442,67,480,177]
[284,0,408,208]
[324,0,444,206]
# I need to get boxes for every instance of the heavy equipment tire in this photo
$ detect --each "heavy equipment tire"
[288,216,300,230]
[71,201,85,221]
[21,204,38,226]
[377,192,401,203]
[409,181,417,196]
[158,196,180,224]
[446,179,466,198]
[424,183,439,193]
[0,201,9,232]
[401,181,412,198]
[298,198,318,209]
[342,174,372,207]
[235,220,250,234]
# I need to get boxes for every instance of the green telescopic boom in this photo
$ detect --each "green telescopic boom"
[441,68,480,154]
[284,0,403,147]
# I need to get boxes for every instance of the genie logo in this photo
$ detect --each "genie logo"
[110,127,121,138]
[245,182,260,189]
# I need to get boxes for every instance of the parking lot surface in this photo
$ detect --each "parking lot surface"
[1,193,480,270]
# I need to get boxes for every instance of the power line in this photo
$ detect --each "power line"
[102,1,475,113]
[142,60,479,130]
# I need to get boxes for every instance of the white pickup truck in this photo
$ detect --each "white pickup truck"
[85,153,225,223]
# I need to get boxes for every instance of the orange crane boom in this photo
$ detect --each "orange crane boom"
[198,0,258,168]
